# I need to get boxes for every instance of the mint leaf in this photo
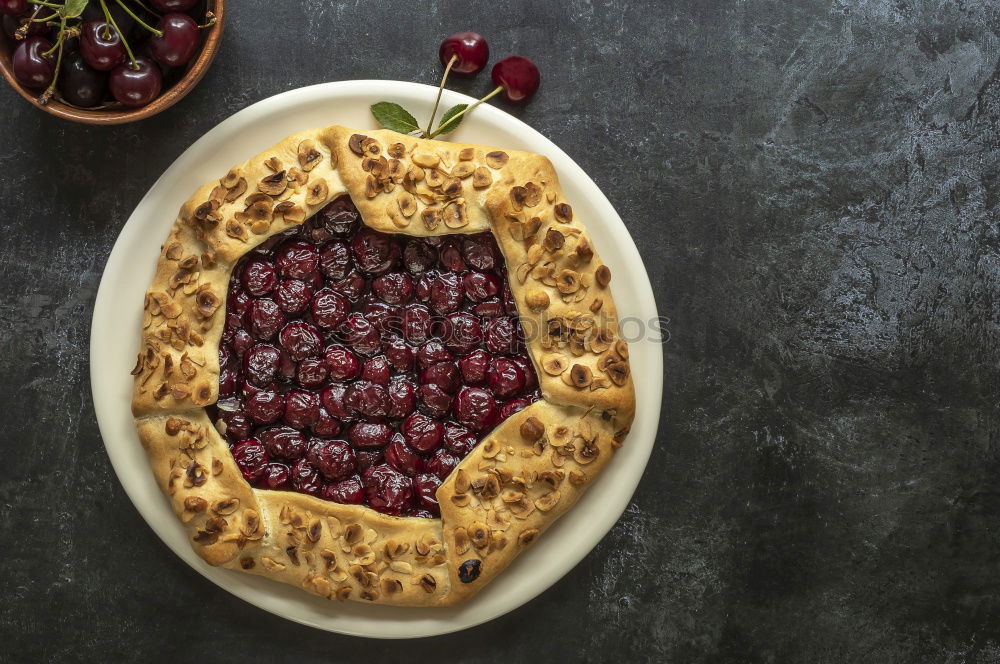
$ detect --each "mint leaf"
[62,0,89,18]
[435,104,469,135]
[370,102,421,135]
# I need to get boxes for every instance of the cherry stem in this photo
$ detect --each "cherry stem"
[425,53,457,137]
[428,85,503,138]
[131,0,161,16]
[100,0,137,68]
[39,14,66,105]
[198,11,217,29]
[115,0,162,37]
[29,0,61,7]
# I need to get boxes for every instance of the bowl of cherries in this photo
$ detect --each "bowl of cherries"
[0,0,223,124]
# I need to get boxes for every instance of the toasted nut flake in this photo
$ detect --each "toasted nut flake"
[295,139,322,172]
[211,458,224,476]
[165,417,186,436]
[554,202,573,222]
[452,162,475,178]
[388,142,406,158]
[574,439,600,465]
[472,166,492,189]
[184,496,207,512]
[501,488,526,503]
[458,147,475,161]
[468,521,490,549]
[380,577,403,596]
[485,151,509,169]
[193,530,218,545]
[225,219,248,241]
[520,417,545,442]
[454,468,470,494]
[220,168,241,188]
[425,168,445,189]
[525,289,550,311]
[541,353,569,375]
[487,509,511,531]
[390,560,413,575]
[184,461,207,487]
[343,523,363,544]
[442,199,468,228]
[544,228,565,252]
[450,493,471,508]
[250,220,269,235]
[569,469,588,486]
[595,265,612,287]
[413,151,440,168]
[539,470,565,489]
[614,339,629,359]
[570,364,593,388]
[605,359,630,385]
[239,556,255,570]
[277,202,306,224]
[359,136,382,157]
[535,490,561,512]
[421,207,442,231]
[212,497,239,515]
[556,269,582,294]
[305,180,329,206]
[348,134,367,155]
[209,184,227,204]
[518,528,540,546]
[335,586,352,601]
[416,532,439,556]
[509,499,536,519]
[418,574,437,593]
[509,185,528,211]
[306,518,322,543]
[522,216,541,239]
[257,171,288,196]
[263,156,282,172]
[524,182,543,207]
[575,236,594,261]
[396,192,417,218]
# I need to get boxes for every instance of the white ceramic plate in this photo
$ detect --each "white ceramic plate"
[90,80,662,639]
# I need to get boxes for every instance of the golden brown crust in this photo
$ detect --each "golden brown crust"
[131,125,636,606]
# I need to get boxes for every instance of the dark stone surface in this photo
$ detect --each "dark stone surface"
[3,0,1000,660]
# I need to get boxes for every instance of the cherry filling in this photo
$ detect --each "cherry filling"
[212,195,540,517]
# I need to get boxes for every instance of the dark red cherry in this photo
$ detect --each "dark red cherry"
[487,357,526,399]
[361,355,391,385]
[274,240,319,279]
[0,0,27,16]
[499,397,532,420]
[403,239,437,274]
[443,421,478,456]
[428,272,464,314]
[463,271,500,301]
[58,50,106,108]
[340,312,382,356]
[312,408,342,437]
[231,439,269,482]
[385,435,424,476]
[402,412,444,453]
[218,366,237,397]
[219,409,252,441]
[149,13,199,68]
[417,340,452,369]
[438,238,467,272]
[320,383,353,419]
[274,279,313,314]
[329,269,367,302]
[458,349,490,385]
[283,389,320,428]
[259,463,291,490]
[425,448,459,480]
[402,304,433,343]
[418,384,453,419]
[323,345,361,381]
[484,316,519,354]
[413,473,442,514]
[311,288,350,329]
[278,321,322,361]
[384,335,415,372]
[362,464,414,516]
[472,298,506,319]
[307,439,356,481]
[247,298,285,340]
[360,301,401,335]
[371,272,414,305]
[348,421,393,449]
[462,234,499,271]
[245,390,285,425]
[315,198,361,237]
[290,458,323,496]
[453,386,498,432]
[512,356,538,391]
[439,31,489,75]
[491,55,540,104]
[387,377,417,419]
[109,56,162,107]
[80,21,125,71]
[348,381,390,419]
[352,229,400,274]
[12,36,55,89]
[322,475,365,504]
[259,426,308,461]
[243,344,280,386]
[295,357,328,388]
[441,311,482,354]
[318,241,353,280]
[355,449,384,473]
[421,361,460,394]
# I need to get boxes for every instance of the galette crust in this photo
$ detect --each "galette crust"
[131,126,635,606]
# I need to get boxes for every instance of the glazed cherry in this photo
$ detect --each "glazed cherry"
[12,37,55,89]
[59,51,106,107]
[384,335,414,372]
[279,321,322,361]
[385,435,424,476]
[320,383,352,419]
[109,56,163,107]
[500,397,532,420]
[441,311,482,354]
[371,272,413,305]
[403,240,437,274]
[311,288,350,329]
[439,31,489,75]
[319,241,353,280]
[402,304,433,343]
[324,345,360,381]
[245,390,285,425]
[438,238,466,272]
[418,384,453,419]
[274,279,312,315]
[231,439,269,482]
[241,259,277,296]
[458,349,490,385]
[428,272,464,314]
[243,344,280,387]
[361,355,391,385]
[260,463,291,490]
[484,316,518,354]
[491,55,540,104]
[363,464,414,516]
[352,229,399,274]
[386,377,416,419]
[402,412,444,453]
[247,298,285,340]
[444,421,478,456]
[0,0,27,15]
[348,381,390,419]
[341,312,382,356]
[312,408,342,437]
[283,389,320,428]
[220,409,252,441]
[150,13,199,67]
[425,448,459,480]
[417,340,452,369]
[307,439,356,481]
[413,473,442,514]
[275,240,319,279]
[322,476,365,504]
[348,421,393,448]
[259,426,308,461]
[453,386,498,432]
[421,361,460,394]
[80,21,126,71]
[290,458,323,496]
[487,357,526,399]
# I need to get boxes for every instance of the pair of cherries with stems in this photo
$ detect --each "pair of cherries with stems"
[371,31,540,139]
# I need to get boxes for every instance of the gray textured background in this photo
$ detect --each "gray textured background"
[4,0,1000,661]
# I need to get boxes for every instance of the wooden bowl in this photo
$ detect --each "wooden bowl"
[0,0,224,124]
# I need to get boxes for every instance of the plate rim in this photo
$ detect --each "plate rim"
[90,80,663,639]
